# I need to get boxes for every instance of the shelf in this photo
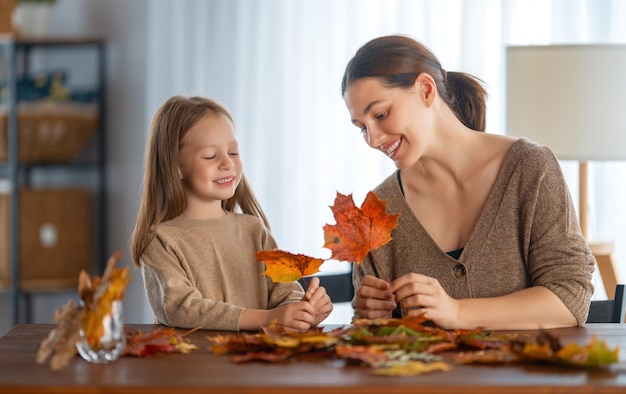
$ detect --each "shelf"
[0,37,107,325]
[0,34,104,47]
[0,278,79,293]
[0,162,102,171]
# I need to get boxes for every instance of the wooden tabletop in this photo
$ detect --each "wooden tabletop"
[1,323,625,394]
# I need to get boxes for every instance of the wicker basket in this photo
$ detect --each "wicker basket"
[0,188,92,291]
[0,0,17,34]
[0,102,99,163]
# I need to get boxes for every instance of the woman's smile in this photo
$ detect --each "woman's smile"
[382,137,402,158]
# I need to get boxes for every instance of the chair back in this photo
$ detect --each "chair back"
[586,284,625,323]
[301,268,354,304]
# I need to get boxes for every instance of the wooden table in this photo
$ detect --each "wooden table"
[1,323,625,394]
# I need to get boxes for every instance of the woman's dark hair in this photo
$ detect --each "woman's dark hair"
[341,35,487,131]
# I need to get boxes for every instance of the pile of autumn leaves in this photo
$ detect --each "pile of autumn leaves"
[209,315,619,376]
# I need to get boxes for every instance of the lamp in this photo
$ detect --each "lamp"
[506,44,626,299]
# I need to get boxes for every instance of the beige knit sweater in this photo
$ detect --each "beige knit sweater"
[354,138,595,325]
[141,212,304,331]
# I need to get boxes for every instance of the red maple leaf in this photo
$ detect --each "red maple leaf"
[256,249,324,282]
[123,327,198,357]
[323,191,398,264]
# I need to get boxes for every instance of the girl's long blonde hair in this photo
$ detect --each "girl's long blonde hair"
[130,95,269,267]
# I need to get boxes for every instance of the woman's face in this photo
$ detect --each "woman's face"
[343,76,432,169]
[178,113,243,215]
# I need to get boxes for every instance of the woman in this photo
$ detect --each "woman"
[341,35,594,330]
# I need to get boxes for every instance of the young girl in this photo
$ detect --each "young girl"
[341,35,594,330]
[131,95,333,331]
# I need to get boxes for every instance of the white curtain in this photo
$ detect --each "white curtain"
[145,0,626,303]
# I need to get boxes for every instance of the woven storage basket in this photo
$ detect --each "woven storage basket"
[0,188,92,291]
[0,102,98,163]
[0,0,16,34]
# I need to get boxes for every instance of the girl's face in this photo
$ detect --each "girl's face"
[343,76,433,169]
[178,113,243,216]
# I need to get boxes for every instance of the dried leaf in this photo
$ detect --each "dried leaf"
[35,300,82,371]
[456,329,513,350]
[36,251,132,371]
[323,191,398,264]
[208,323,345,363]
[453,349,521,364]
[80,251,131,351]
[256,249,324,282]
[347,316,456,353]
[515,341,554,361]
[555,336,619,367]
[210,333,273,356]
[372,361,451,376]
[456,331,620,369]
[335,344,389,366]
[510,332,619,368]
[124,327,198,357]
[229,349,295,363]
[262,321,341,348]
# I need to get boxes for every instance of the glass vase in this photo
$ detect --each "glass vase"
[76,300,126,363]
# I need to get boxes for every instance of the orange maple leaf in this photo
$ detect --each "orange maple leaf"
[256,249,324,282]
[323,191,399,264]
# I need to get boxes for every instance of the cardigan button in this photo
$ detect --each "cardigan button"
[453,263,466,279]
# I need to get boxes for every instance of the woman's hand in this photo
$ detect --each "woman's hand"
[354,274,397,319]
[389,273,459,329]
[302,276,334,325]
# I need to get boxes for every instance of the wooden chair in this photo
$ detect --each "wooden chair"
[586,284,626,323]
[589,241,620,299]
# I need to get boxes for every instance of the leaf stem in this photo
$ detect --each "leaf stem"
[300,276,309,291]
[369,252,388,283]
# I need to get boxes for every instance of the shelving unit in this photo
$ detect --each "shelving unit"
[0,36,106,325]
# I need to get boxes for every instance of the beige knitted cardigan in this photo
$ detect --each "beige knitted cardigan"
[354,138,595,325]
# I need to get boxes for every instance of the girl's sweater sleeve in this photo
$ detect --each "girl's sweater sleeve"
[141,241,246,331]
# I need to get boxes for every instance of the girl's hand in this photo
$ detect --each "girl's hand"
[302,276,334,325]
[354,274,397,319]
[268,301,316,331]
[389,273,459,329]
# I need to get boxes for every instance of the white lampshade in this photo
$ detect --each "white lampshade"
[506,44,626,161]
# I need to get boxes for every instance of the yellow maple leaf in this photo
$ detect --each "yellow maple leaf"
[256,249,324,282]
[372,361,451,376]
